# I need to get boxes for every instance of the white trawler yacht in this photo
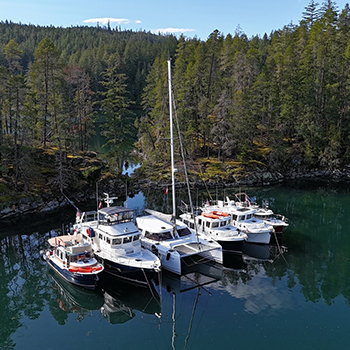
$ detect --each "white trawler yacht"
[136,60,222,275]
[72,193,161,286]
[202,198,274,245]
[232,192,289,235]
[179,208,247,253]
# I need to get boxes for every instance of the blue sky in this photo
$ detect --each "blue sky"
[1,0,349,40]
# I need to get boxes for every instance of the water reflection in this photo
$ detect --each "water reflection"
[3,180,350,349]
[99,274,161,324]
[48,271,104,325]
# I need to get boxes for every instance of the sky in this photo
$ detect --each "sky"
[1,0,350,40]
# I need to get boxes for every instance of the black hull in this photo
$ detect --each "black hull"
[47,259,98,290]
[98,258,157,287]
[218,239,244,253]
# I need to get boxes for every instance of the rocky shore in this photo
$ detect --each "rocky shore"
[2,163,350,222]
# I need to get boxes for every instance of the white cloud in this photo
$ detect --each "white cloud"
[135,20,142,24]
[151,27,196,35]
[83,17,131,25]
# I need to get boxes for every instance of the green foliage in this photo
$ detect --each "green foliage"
[3,2,350,196]
[0,23,177,196]
[137,1,350,174]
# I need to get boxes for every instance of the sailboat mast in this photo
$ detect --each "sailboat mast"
[168,59,176,222]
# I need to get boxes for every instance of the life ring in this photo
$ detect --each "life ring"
[86,228,91,236]
[202,212,219,219]
[212,211,230,217]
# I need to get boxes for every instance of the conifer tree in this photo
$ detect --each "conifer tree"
[100,53,136,173]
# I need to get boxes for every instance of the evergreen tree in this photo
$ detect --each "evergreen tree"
[100,53,136,173]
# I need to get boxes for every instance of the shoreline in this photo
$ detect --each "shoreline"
[1,167,350,222]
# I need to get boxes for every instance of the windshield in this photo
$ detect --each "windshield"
[101,210,134,225]
[177,227,192,237]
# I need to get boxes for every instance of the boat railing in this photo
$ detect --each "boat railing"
[274,214,288,223]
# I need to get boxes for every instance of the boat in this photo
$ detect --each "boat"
[136,60,223,275]
[232,192,289,234]
[43,234,104,290]
[253,205,289,234]
[202,198,274,244]
[72,194,161,287]
[179,209,247,253]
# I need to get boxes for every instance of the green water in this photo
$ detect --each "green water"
[1,180,350,350]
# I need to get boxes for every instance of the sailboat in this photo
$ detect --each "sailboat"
[136,59,223,275]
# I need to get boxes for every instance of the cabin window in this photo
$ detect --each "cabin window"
[198,218,202,226]
[220,221,226,227]
[247,214,252,219]
[99,233,103,239]
[112,238,122,245]
[212,222,219,228]
[145,231,172,241]
[238,215,245,221]
[123,236,132,244]
[104,210,134,225]
[106,237,111,244]
[206,221,210,228]
[133,234,140,241]
[189,222,194,229]
[178,227,191,237]
[232,214,238,221]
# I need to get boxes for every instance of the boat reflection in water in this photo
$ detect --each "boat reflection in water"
[222,251,246,271]
[48,270,104,324]
[99,274,161,324]
[47,268,161,325]
[242,241,287,264]
[157,260,223,294]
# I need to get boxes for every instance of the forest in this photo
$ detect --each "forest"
[0,0,349,202]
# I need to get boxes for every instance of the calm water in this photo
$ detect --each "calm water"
[1,180,350,350]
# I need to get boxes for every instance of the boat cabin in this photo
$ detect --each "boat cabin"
[48,236,93,265]
[98,207,135,225]
[197,216,230,229]
[230,207,256,222]
[137,215,192,242]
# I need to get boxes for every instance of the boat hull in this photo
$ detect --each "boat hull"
[242,242,272,261]
[47,259,98,290]
[97,257,157,287]
[245,231,271,245]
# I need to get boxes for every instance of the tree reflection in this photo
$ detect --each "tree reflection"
[2,181,350,348]
[0,232,52,349]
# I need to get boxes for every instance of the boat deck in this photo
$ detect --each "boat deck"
[174,242,212,256]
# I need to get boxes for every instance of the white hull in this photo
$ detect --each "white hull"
[245,231,271,244]
[137,214,223,275]
[141,237,223,275]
